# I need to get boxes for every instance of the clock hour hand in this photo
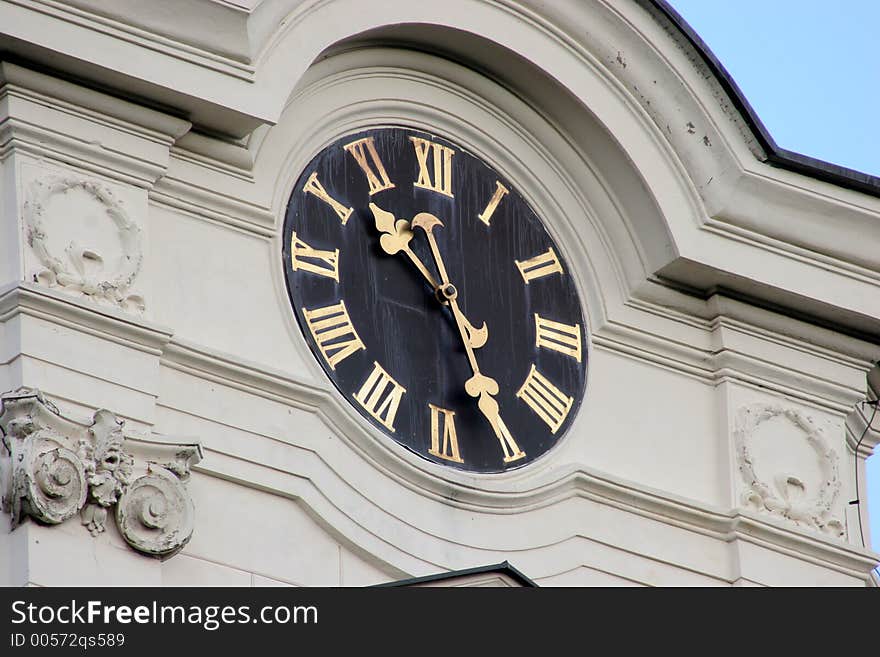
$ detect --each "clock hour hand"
[369,203,439,289]
[411,213,524,463]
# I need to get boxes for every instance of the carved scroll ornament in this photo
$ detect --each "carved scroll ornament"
[0,388,201,558]
[735,404,843,537]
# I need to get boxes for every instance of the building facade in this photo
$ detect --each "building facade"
[1,0,878,586]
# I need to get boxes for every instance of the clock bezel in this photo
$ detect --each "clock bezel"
[282,123,590,476]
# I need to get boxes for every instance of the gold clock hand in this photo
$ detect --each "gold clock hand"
[369,203,439,289]
[411,212,525,463]
[410,213,488,347]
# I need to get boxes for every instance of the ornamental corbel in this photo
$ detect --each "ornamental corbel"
[0,388,201,558]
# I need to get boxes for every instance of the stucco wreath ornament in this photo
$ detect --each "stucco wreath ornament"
[735,404,843,537]
[24,176,145,313]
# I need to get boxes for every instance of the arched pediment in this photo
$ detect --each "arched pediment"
[4,0,879,333]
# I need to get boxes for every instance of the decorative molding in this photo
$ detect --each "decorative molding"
[0,282,174,357]
[0,61,191,143]
[23,176,146,314]
[735,404,844,537]
[0,388,201,558]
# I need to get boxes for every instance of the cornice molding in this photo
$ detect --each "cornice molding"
[0,61,191,187]
[197,440,879,583]
[0,283,173,355]
[0,61,191,141]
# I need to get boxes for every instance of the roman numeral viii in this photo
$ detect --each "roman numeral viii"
[428,404,464,463]
[302,301,365,370]
[516,365,573,434]
[354,362,407,432]
[291,232,340,282]
[534,314,582,362]
[515,247,563,283]
[410,137,454,198]
[344,136,395,195]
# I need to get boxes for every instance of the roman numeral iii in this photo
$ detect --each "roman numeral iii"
[291,232,340,282]
[428,404,464,463]
[410,136,455,198]
[301,301,365,370]
[354,362,407,432]
[301,172,353,225]
[516,365,573,434]
[534,314,582,362]
[344,136,395,195]
[515,247,564,283]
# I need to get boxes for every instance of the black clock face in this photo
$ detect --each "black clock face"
[282,126,587,473]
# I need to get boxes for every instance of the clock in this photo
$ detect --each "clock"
[282,126,587,473]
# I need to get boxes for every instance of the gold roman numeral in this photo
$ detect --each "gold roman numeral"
[291,232,340,282]
[515,247,563,283]
[516,364,573,434]
[354,362,407,432]
[534,314,582,362]
[477,181,509,226]
[302,301,365,370]
[344,136,395,195]
[302,172,353,225]
[494,414,526,463]
[428,404,464,463]
[410,136,454,198]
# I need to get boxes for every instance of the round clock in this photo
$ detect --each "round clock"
[282,126,587,473]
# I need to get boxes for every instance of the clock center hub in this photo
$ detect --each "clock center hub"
[436,282,458,304]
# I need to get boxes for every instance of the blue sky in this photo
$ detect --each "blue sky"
[667,0,880,553]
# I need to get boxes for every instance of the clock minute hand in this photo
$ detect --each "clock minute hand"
[451,299,525,464]
[411,213,525,464]
[410,213,488,348]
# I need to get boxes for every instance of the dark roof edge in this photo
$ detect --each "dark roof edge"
[647,0,880,199]
[372,561,539,587]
